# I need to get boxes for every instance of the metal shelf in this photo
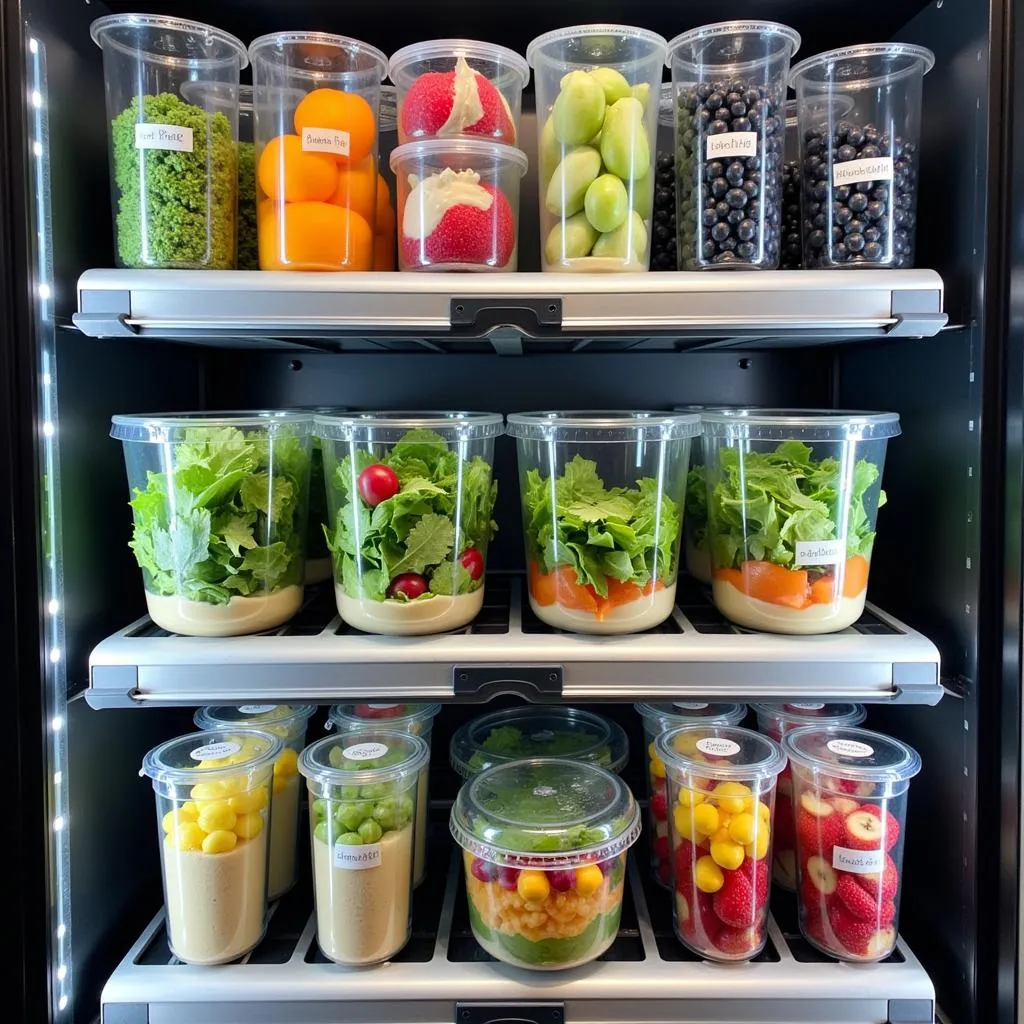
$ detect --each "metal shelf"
[86,575,942,708]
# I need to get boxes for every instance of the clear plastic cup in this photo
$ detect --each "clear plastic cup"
[193,705,316,899]
[388,40,529,146]
[375,86,399,271]
[790,43,934,269]
[507,411,700,634]
[90,14,247,269]
[668,21,800,270]
[141,728,282,964]
[327,703,441,887]
[248,31,388,271]
[701,409,901,634]
[656,724,786,962]
[390,139,528,271]
[314,412,502,634]
[634,702,747,887]
[450,757,640,970]
[299,404,349,586]
[450,705,629,779]
[527,25,668,272]
[111,412,314,636]
[750,702,866,890]
[300,729,430,965]
[782,725,921,962]
[781,99,802,270]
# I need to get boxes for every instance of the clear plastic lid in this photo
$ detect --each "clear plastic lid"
[111,411,314,443]
[90,14,248,67]
[328,703,442,736]
[389,138,529,175]
[635,702,747,731]
[194,704,316,742]
[142,728,282,788]
[782,725,922,785]
[751,702,866,731]
[388,39,530,89]
[790,43,935,92]
[666,21,801,68]
[526,24,669,68]
[178,80,253,113]
[450,757,641,866]
[655,724,786,783]
[299,729,430,790]
[450,706,628,779]
[314,410,503,444]
[506,411,701,443]
[247,31,387,81]
[700,409,901,442]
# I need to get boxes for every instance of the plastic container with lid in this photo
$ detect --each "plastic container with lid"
[450,705,629,779]
[649,83,678,271]
[91,14,247,269]
[248,31,388,271]
[451,757,640,969]
[701,410,901,634]
[374,85,399,270]
[634,702,747,886]
[791,44,934,269]
[668,21,801,270]
[328,703,441,887]
[315,412,502,634]
[300,729,430,965]
[527,25,668,272]
[507,411,701,634]
[193,704,316,898]
[141,728,282,964]
[111,412,314,636]
[750,702,866,889]
[656,724,786,961]
[782,725,921,962]
[390,139,528,271]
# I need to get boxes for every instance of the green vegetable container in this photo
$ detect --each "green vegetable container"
[315,412,502,635]
[111,412,313,636]
[507,411,700,634]
[91,14,247,269]
[701,409,900,634]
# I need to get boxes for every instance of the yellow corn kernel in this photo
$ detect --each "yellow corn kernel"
[693,803,720,836]
[234,812,264,840]
[190,781,226,802]
[745,828,770,860]
[728,812,757,846]
[710,836,745,870]
[171,822,205,852]
[517,869,551,902]
[274,747,299,777]
[673,804,698,843]
[201,829,238,855]
[228,788,268,815]
[647,742,668,780]
[757,800,772,824]
[677,786,705,808]
[574,864,604,896]
[712,781,752,815]
[695,854,724,893]
[197,800,237,834]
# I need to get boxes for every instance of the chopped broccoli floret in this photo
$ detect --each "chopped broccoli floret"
[236,141,258,270]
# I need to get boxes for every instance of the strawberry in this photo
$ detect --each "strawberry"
[835,873,879,921]
[801,907,830,949]
[713,869,756,929]
[650,790,668,822]
[653,834,670,864]
[858,803,901,851]
[354,703,405,718]
[739,855,770,909]
[800,869,829,912]
[854,854,899,902]
[828,901,875,955]
[657,860,673,888]
[695,890,721,945]
[773,793,795,847]
[796,806,844,860]
[714,925,762,956]
[674,838,696,884]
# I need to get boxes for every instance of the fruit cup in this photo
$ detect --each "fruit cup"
[701,409,901,634]
[450,757,640,970]
[527,25,668,271]
[750,703,866,889]
[634,702,747,887]
[390,139,528,271]
[248,31,387,271]
[328,702,441,887]
[782,725,921,962]
[300,729,429,965]
[656,724,786,962]
[142,728,282,964]
[194,704,316,899]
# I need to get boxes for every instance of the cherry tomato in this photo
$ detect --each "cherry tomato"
[357,464,399,507]
[459,547,485,581]
[386,573,429,600]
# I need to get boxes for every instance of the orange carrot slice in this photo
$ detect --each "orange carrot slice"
[528,562,556,606]
[810,575,839,604]
[841,555,870,598]
[715,561,812,610]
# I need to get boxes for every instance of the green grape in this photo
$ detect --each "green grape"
[592,210,649,262]
[544,212,599,264]
[372,798,398,831]
[630,82,651,110]
[552,71,606,146]
[314,821,329,844]
[539,115,562,187]
[335,800,373,831]
[359,782,391,801]
[631,169,654,217]
[600,97,650,181]
[589,67,632,105]
[545,146,602,217]
[338,832,363,846]
[358,819,383,844]
[584,174,629,233]
[311,798,329,823]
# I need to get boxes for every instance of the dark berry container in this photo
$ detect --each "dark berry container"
[667,21,801,270]
[790,44,934,269]
[652,83,678,271]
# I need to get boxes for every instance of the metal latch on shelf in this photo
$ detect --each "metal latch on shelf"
[450,296,562,336]
[456,1003,564,1024]
[453,665,563,698]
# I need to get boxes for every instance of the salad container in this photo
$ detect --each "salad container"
[112,412,313,636]
[450,758,640,970]
[635,701,747,886]
[142,729,282,964]
[315,412,502,635]
[328,702,441,886]
[701,410,900,634]
[450,705,629,779]
[194,704,316,899]
[782,725,920,962]
[656,724,786,962]
[507,411,700,634]
[300,729,430,965]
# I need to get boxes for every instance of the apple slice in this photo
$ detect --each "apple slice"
[866,926,897,958]
[800,791,835,817]
[831,796,860,816]
[805,854,838,896]
[844,810,886,850]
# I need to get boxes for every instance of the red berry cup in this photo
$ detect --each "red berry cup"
[751,703,866,890]
[634,702,747,888]
[782,725,921,962]
[656,725,786,962]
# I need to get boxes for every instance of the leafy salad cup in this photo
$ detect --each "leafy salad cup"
[112,412,313,636]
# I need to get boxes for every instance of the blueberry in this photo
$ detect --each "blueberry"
[725,188,748,209]
[848,192,869,213]
[725,161,745,185]
[711,177,729,198]
[738,218,757,242]
[711,221,730,242]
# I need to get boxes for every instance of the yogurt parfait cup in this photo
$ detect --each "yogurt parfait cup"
[328,702,441,887]
[701,410,900,634]
[507,411,700,634]
[111,412,313,636]
[634,701,747,886]
[315,411,502,635]
[782,725,920,962]
[451,757,640,970]
[300,729,430,965]
[656,724,786,962]
[194,704,316,899]
[142,728,281,964]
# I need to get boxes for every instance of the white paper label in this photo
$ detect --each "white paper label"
[135,123,193,152]
[827,739,875,758]
[706,131,757,159]
[674,702,709,710]
[190,741,240,761]
[368,704,401,709]
[333,841,382,870]
[794,539,846,566]
[343,742,389,761]
[832,845,885,874]
[788,703,826,711]
[302,126,350,157]
[832,156,894,187]
[239,704,277,715]
[533,786,557,797]
[696,737,741,757]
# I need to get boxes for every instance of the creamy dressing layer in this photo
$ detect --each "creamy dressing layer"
[711,580,867,634]
[145,586,303,636]
[438,57,486,136]
[403,167,493,240]
[336,587,484,635]
[267,774,300,900]
[529,583,677,635]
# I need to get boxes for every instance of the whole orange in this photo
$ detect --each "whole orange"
[258,199,373,271]
[294,88,376,164]
[256,134,337,203]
